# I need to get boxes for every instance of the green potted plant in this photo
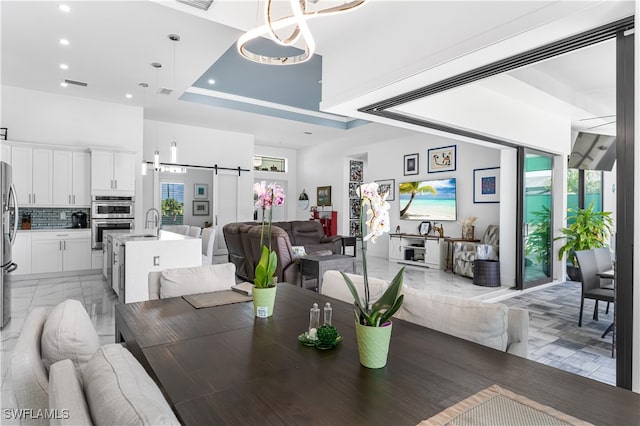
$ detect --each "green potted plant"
[526,205,551,277]
[341,182,404,369]
[555,202,613,280]
[252,181,285,318]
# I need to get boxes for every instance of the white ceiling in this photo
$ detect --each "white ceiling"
[0,0,626,150]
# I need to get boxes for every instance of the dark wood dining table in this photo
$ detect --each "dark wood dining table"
[115,283,640,425]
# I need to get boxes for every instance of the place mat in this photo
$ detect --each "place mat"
[182,290,252,309]
[419,385,593,426]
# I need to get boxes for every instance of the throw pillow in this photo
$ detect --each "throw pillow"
[41,299,101,374]
[83,344,180,426]
[160,263,235,299]
[291,246,307,259]
[49,359,93,426]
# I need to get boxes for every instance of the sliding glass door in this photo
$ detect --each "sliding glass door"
[521,149,554,289]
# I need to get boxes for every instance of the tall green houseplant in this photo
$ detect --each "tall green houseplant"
[556,202,613,267]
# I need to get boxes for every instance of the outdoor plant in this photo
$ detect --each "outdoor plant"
[526,205,551,273]
[342,182,404,327]
[253,181,286,288]
[556,202,613,266]
[161,198,183,223]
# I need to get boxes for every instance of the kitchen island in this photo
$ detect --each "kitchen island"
[113,230,201,303]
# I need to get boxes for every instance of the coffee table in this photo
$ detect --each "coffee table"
[300,253,356,292]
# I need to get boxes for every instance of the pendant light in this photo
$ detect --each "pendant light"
[169,34,180,163]
[139,82,149,176]
[152,62,162,171]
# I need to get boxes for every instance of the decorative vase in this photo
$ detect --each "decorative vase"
[355,321,393,368]
[252,285,277,318]
[462,225,475,240]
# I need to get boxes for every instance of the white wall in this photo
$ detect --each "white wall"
[142,120,255,252]
[297,132,502,259]
[142,119,255,220]
[1,85,142,148]
[1,85,145,228]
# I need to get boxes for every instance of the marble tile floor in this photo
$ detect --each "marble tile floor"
[0,256,616,419]
[1,273,118,423]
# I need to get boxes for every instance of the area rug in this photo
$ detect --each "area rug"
[419,385,592,426]
[182,290,252,309]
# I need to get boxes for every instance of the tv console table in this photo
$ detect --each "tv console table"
[388,233,448,269]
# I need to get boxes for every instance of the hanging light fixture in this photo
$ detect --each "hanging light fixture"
[153,148,160,170]
[169,34,180,163]
[237,0,367,65]
[152,62,162,171]
[139,82,149,176]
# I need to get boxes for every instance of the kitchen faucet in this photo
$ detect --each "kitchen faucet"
[145,208,160,235]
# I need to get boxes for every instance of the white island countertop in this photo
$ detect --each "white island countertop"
[114,229,196,244]
[115,229,201,303]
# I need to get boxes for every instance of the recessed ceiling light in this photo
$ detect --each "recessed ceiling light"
[125,93,133,99]
[59,38,70,46]
[207,79,216,85]
[59,63,68,70]
[60,81,68,87]
[58,4,71,12]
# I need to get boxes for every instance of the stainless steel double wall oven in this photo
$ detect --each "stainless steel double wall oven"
[91,196,134,250]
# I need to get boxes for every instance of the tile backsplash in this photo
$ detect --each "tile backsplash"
[20,208,91,229]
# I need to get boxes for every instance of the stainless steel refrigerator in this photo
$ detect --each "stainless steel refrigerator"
[1,161,19,329]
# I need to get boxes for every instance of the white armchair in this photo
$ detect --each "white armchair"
[453,225,499,278]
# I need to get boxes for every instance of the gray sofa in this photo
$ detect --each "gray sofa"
[223,220,342,281]
[321,271,529,357]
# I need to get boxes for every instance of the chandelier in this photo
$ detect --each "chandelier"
[237,0,367,65]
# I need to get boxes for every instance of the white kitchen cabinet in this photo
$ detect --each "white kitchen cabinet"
[113,151,135,192]
[11,146,53,206]
[388,233,447,269]
[53,150,91,206]
[31,231,91,274]
[13,232,31,276]
[11,146,32,205]
[91,149,135,195]
[1,143,10,164]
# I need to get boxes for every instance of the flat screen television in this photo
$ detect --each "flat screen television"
[399,178,457,221]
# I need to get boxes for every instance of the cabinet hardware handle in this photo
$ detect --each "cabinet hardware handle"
[59,241,62,251]
[114,180,117,189]
[73,194,76,204]
[33,193,36,204]
[69,195,71,204]
[64,241,66,250]
[29,193,31,203]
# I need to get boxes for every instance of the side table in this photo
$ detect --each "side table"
[341,236,357,257]
[300,254,356,292]
[473,260,500,287]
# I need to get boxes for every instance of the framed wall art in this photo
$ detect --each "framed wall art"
[317,186,332,206]
[404,153,419,176]
[349,220,360,237]
[193,200,210,215]
[473,167,500,203]
[194,183,209,199]
[350,198,361,219]
[375,179,395,201]
[349,182,359,198]
[350,160,364,182]
[428,145,456,173]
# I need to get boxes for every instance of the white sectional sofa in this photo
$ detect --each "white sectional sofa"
[321,271,529,357]
[10,299,179,426]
